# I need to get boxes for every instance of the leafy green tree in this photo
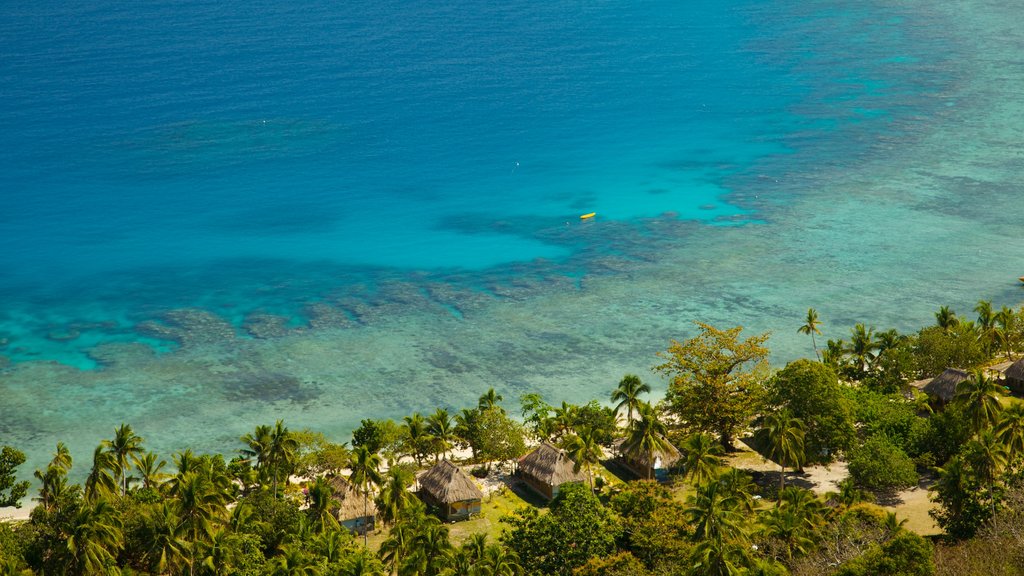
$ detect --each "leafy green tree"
[454,408,483,460]
[621,403,677,481]
[0,446,30,508]
[519,393,555,442]
[656,322,771,449]
[103,423,145,496]
[679,432,725,487]
[475,407,527,467]
[754,413,805,491]
[609,481,690,569]
[914,325,987,378]
[847,434,917,491]
[292,429,351,477]
[766,359,855,464]
[833,530,935,576]
[687,538,749,576]
[953,369,1004,434]
[797,308,823,361]
[758,505,816,561]
[502,482,620,576]
[611,374,651,426]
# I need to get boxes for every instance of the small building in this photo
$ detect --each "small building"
[616,436,681,482]
[922,368,971,406]
[417,460,483,521]
[328,475,376,535]
[517,442,587,500]
[1004,358,1024,394]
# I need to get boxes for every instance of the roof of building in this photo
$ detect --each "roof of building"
[418,460,483,504]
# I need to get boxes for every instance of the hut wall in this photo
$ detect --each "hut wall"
[341,515,374,535]
[444,499,481,521]
[521,472,554,501]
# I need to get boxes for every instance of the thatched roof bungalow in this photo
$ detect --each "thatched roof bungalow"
[1004,358,1024,394]
[922,368,970,405]
[517,442,586,500]
[417,460,483,521]
[615,436,681,482]
[327,475,376,535]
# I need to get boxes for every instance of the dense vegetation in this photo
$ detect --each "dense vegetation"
[1,300,1023,575]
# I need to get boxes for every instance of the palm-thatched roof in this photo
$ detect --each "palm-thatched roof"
[518,442,587,486]
[1005,358,1024,384]
[923,368,970,402]
[327,475,375,521]
[618,435,682,469]
[418,460,483,504]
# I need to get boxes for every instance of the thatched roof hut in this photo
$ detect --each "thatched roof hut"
[417,460,483,521]
[923,368,970,404]
[518,442,587,500]
[327,475,376,534]
[1004,358,1024,393]
[615,434,681,481]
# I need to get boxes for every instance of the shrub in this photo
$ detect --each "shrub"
[847,434,917,491]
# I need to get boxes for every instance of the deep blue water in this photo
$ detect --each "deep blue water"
[1,0,949,366]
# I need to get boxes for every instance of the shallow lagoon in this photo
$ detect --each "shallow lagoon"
[1,0,1023,475]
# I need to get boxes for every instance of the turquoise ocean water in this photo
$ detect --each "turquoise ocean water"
[2,0,1023,475]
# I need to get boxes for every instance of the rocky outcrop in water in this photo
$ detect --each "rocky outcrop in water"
[136,308,237,348]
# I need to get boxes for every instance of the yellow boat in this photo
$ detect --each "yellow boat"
[580,212,596,220]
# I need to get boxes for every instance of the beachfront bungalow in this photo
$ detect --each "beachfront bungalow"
[517,442,587,500]
[417,460,483,521]
[1004,358,1024,394]
[328,475,376,535]
[615,436,682,482]
[922,368,971,406]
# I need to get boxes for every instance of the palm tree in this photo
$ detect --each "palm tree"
[620,403,675,481]
[827,478,873,509]
[136,451,168,491]
[685,481,746,544]
[349,445,383,547]
[610,374,651,426]
[240,424,273,489]
[427,408,455,461]
[758,506,815,560]
[935,305,960,332]
[755,413,805,491]
[404,515,452,576]
[268,420,298,498]
[66,499,124,575]
[688,538,749,576]
[103,423,145,496]
[379,512,417,574]
[403,412,435,466]
[34,443,74,511]
[882,511,909,536]
[975,300,998,355]
[954,369,1004,433]
[777,487,827,533]
[198,526,238,575]
[477,544,520,576]
[307,476,340,533]
[797,308,823,361]
[844,323,878,373]
[967,429,1010,489]
[564,427,603,490]
[478,388,504,412]
[681,432,726,488]
[145,501,189,575]
[996,403,1024,455]
[995,306,1019,360]
[269,545,318,576]
[84,445,119,502]
[376,467,415,527]
[716,468,757,513]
